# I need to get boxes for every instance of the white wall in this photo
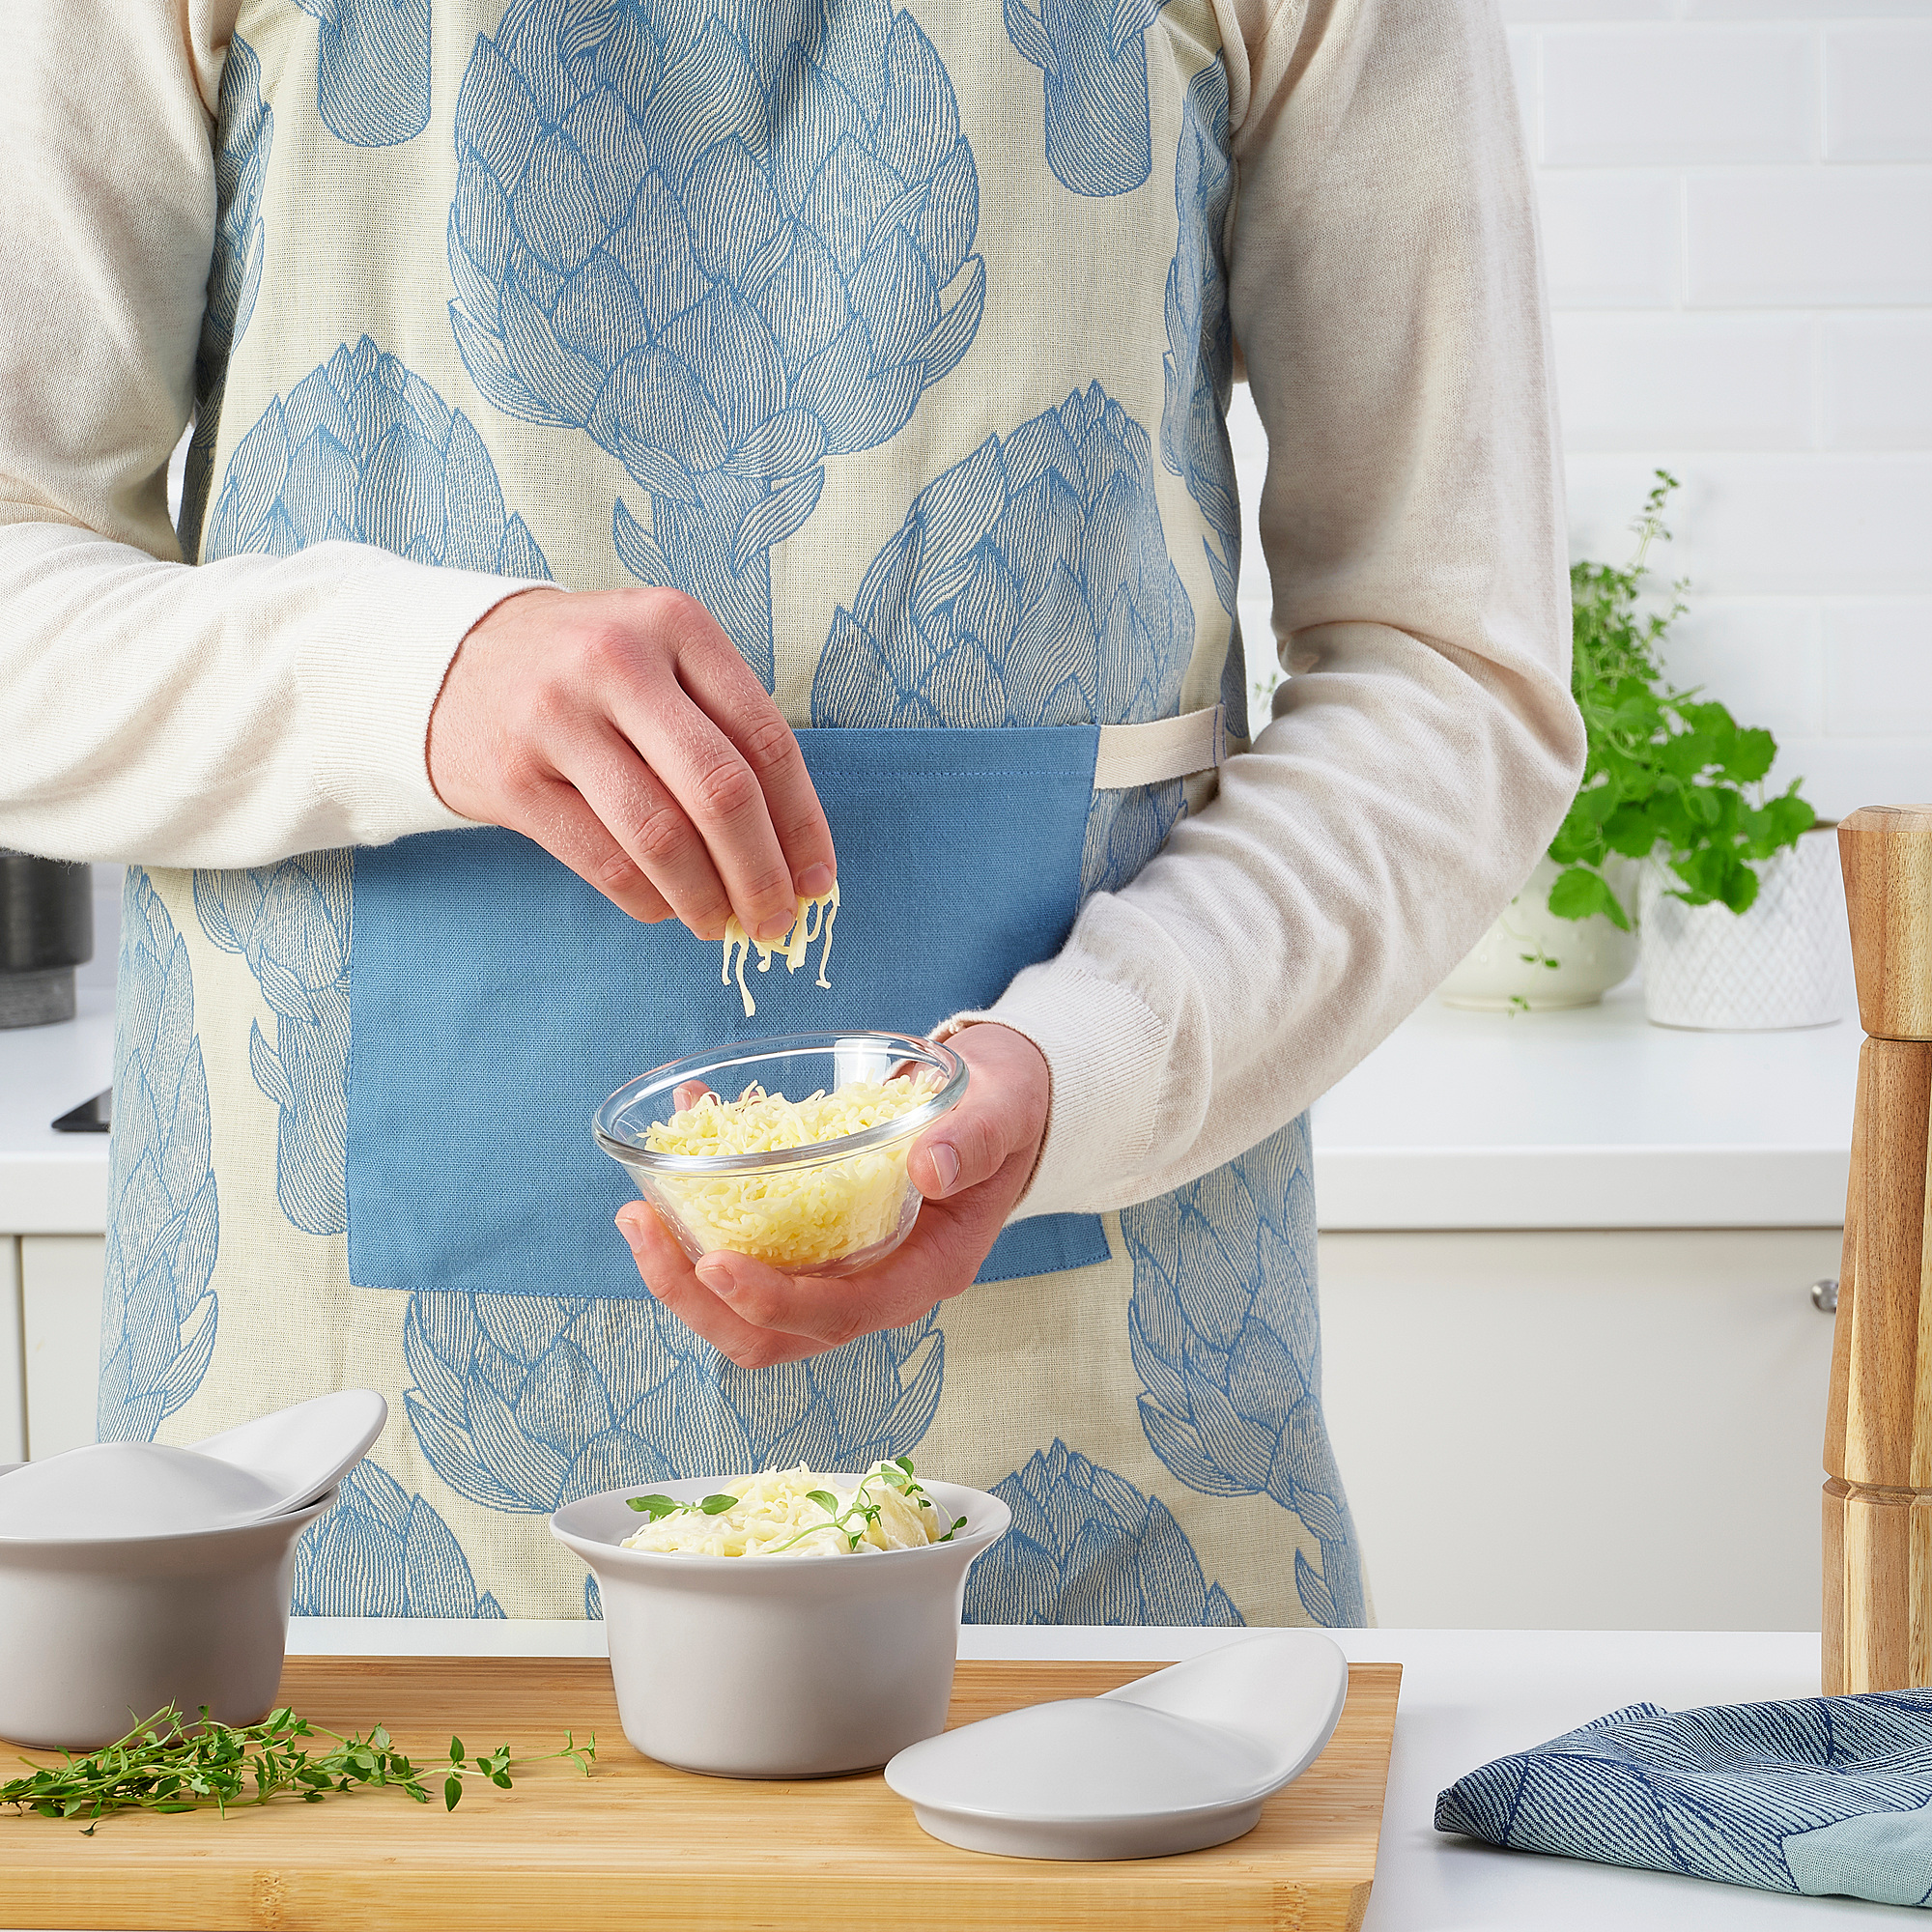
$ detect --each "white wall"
[1232,0,1932,821]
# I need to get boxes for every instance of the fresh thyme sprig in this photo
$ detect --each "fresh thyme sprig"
[625,1458,969,1553]
[1,1705,595,1833]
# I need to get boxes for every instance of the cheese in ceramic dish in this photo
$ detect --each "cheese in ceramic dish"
[643,1070,939,1268]
[620,1462,952,1557]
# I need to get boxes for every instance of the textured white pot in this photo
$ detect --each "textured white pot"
[1438,857,1638,1012]
[1638,827,1844,1031]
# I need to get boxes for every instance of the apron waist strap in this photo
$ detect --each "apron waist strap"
[1093,704,1227,791]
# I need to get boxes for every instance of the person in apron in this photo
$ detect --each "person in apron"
[3,0,1582,1624]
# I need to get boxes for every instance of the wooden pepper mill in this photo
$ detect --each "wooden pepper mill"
[1824,804,1932,1693]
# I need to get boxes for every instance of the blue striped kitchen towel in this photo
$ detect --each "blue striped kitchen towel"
[1436,1690,1932,1907]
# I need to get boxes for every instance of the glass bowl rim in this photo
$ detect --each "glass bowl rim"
[592,1031,967,1178]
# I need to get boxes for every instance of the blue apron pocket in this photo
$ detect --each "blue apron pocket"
[347,727,1111,1296]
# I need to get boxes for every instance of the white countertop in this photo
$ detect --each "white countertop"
[273,1621,1878,1929]
[1309,980,1860,1230]
[0,980,1858,1234]
[0,986,114,1235]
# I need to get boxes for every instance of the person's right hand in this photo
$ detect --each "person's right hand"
[426,585,835,943]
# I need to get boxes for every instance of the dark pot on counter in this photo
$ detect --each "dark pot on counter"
[0,851,93,1028]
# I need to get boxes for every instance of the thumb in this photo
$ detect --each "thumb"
[909,1079,1026,1200]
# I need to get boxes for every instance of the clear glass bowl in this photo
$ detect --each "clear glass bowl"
[594,1032,967,1278]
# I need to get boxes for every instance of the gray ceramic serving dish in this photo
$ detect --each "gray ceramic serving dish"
[0,1482,334,1749]
[552,1474,1009,1779]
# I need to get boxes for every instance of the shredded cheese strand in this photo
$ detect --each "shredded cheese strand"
[720,884,839,1018]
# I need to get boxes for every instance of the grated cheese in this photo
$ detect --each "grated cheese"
[620,1462,948,1558]
[643,1070,940,1269]
[721,884,839,1018]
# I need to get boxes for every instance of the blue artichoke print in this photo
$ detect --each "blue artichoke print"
[193,856,352,1237]
[810,384,1192,735]
[963,1440,1244,1625]
[1002,0,1174,196]
[98,873,219,1444]
[809,383,1193,895]
[402,1289,943,1512]
[204,336,553,578]
[1161,58,1238,625]
[293,1461,505,1616]
[180,34,271,558]
[446,0,984,688]
[1080,780,1184,899]
[1122,1118,1366,1626]
[294,0,434,147]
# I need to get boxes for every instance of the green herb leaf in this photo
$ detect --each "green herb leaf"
[626,1493,678,1518]
[1547,865,1627,930]
[444,1775,462,1812]
[698,1492,739,1515]
[805,1490,840,1516]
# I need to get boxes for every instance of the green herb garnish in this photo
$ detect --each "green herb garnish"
[626,1490,743,1520]
[0,1705,594,1832]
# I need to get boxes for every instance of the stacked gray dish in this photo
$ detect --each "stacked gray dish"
[0,1392,385,1747]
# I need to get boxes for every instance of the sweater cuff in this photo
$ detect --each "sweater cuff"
[934,962,1171,1221]
[297,546,547,841]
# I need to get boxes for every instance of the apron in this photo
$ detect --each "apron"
[98,0,1367,1628]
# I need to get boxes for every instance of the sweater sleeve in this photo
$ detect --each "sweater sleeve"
[0,0,536,867]
[947,0,1586,1218]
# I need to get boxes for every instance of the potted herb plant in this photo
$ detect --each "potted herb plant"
[1441,473,1834,1025]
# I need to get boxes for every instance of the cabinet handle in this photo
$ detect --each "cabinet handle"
[1813,1278,1839,1315]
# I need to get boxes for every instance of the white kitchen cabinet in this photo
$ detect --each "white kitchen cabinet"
[1,1238,23,1463]
[1320,1227,1843,1634]
[19,1235,103,1461]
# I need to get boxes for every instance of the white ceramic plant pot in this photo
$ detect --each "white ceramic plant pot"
[1437,857,1638,1012]
[1637,827,1845,1032]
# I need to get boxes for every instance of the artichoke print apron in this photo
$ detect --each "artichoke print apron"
[103,0,1366,1627]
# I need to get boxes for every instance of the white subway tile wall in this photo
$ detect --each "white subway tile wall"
[1234,2,1932,818]
[1826,24,1932,160]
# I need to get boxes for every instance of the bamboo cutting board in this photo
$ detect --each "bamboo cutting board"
[0,1655,1401,1932]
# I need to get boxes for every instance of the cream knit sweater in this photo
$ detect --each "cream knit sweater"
[0,0,1583,1220]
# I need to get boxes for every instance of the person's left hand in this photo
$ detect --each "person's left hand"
[615,1024,1050,1368]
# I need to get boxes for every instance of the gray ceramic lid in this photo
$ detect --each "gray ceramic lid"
[190,1389,387,1515]
[884,1631,1350,1861]
[0,1442,284,1541]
